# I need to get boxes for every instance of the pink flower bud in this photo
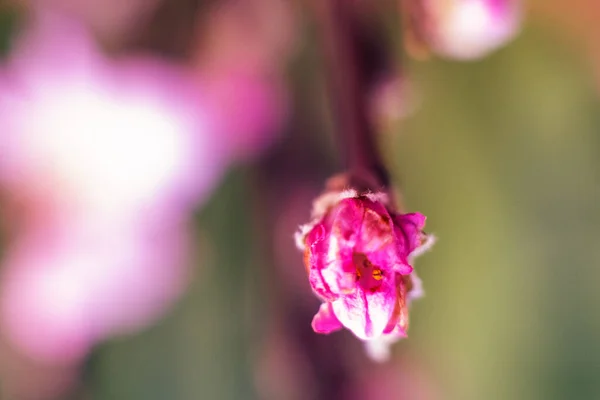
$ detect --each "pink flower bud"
[296,189,433,359]
[406,0,521,60]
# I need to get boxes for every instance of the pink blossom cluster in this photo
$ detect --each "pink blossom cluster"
[296,190,433,361]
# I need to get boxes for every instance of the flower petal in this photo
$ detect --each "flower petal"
[363,333,403,363]
[356,201,395,254]
[311,302,343,334]
[383,274,410,336]
[332,280,397,340]
[305,222,356,300]
[330,197,365,249]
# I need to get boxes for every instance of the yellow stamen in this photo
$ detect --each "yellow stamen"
[372,268,383,280]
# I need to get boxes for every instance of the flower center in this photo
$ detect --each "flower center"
[352,252,383,291]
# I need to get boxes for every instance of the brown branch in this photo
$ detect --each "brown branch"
[316,0,393,191]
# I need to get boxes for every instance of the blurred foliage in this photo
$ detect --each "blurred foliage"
[389,22,600,400]
[0,6,17,57]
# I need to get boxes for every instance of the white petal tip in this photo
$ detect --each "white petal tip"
[364,336,396,363]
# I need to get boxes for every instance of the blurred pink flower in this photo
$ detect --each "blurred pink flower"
[0,11,221,363]
[408,0,522,60]
[0,217,190,363]
[193,0,295,160]
[0,11,223,225]
[200,69,288,161]
[0,0,290,374]
[370,75,420,129]
[296,190,433,361]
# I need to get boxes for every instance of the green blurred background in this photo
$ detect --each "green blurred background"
[394,23,600,399]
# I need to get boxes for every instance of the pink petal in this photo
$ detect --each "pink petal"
[356,202,395,254]
[311,302,343,334]
[397,212,426,231]
[305,221,356,299]
[329,198,365,249]
[395,213,427,255]
[365,243,413,276]
[332,281,397,340]
[382,276,410,337]
[307,267,338,301]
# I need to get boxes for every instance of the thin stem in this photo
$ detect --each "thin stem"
[317,0,391,190]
